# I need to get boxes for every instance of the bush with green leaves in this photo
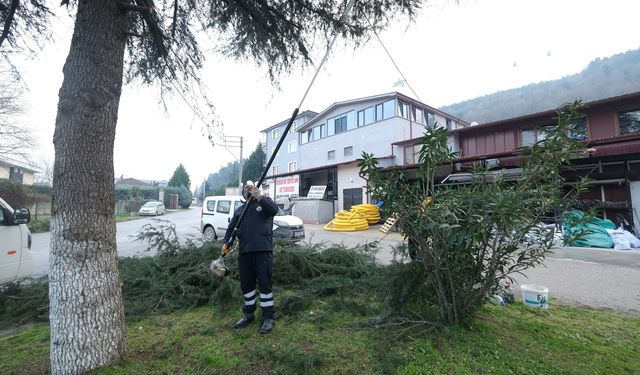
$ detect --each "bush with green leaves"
[359,102,589,326]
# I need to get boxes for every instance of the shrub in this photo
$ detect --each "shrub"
[359,102,589,326]
[0,179,33,208]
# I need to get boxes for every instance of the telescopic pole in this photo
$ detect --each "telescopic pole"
[222,0,356,253]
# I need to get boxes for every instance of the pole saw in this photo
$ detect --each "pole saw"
[210,0,356,279]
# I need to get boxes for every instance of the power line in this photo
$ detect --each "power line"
[367,18,422,102]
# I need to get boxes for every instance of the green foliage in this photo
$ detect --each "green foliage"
[242,143,266,182]
[168,163,191,188]
[360,103,589,326]
[27,216,50,233]
[0,276,49,329]
[441,49,640,123]
[0,179,33,208]
[162,185,192,208]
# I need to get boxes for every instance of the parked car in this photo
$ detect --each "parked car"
[138,201,166,216]
[0,197,34,286]
[200,195,305,242]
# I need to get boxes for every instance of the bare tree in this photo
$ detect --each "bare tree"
[0,72,34,159]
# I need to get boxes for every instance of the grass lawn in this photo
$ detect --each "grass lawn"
[115,214,145,223]
[1,302,638,374]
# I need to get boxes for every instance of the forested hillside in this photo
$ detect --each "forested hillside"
[440,49,640,123]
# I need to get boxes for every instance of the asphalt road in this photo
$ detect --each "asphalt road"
[30,209,640,314]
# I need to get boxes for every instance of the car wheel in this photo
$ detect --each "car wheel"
[203,226,216,241]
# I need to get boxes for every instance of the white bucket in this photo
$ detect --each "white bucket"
[521,284,549,309]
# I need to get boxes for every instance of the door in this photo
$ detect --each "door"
[0,206,20,285]
[343,188,363,211]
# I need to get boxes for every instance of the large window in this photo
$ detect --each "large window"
[288,161,297,172]
[403,144,422,165]
[397,100,410,119]
[272,165,279,175]
[357,106,376,127]
[288,141,297,153]
[412,107,424,124]
[272,129,280,140]
[426,111,436,127]
[569,118,587,141]
[216,200,231,214]
[334,115,347,134]
[619,108,640,135]
[382,100,395,120]
[521,124,557,146]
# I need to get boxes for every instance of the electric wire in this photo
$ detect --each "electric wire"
[366,17,422,102]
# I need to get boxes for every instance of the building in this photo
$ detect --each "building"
[261,92,468,213]
[443,91,640,232]
[0,157,39,185]
[260,110,318,203]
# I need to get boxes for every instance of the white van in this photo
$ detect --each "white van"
[0,198,34,286]
[200,195,305,242]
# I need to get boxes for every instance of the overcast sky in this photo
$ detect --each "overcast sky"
[14,0,640,188]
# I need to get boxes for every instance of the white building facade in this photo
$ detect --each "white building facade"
[261,92,467,216]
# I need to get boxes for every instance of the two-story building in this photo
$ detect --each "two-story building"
[261,92,468,213]
[437,91,640,232]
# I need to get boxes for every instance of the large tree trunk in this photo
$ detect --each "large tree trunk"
[49,1,129,373]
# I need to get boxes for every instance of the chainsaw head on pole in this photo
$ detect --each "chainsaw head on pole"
[209,256,230,280]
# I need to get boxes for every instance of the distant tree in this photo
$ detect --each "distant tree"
[0,71,34,160]
[168,163,191,188]
[241,143,266,182]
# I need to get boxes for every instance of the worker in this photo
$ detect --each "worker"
[223,182,279,334]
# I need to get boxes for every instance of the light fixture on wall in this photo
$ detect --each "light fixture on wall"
[349,177,354,183]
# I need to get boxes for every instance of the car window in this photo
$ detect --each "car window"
[216,200,231,214]
[206,200,216,211]
[234,201,243,212]
[0,208,4,225]
[277,208,285,216]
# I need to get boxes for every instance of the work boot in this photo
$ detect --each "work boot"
[233,313,254,329]
[260,318,274,334]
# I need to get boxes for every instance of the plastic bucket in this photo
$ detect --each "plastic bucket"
[521,284,549,309]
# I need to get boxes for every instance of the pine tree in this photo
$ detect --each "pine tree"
[1,1,422,372]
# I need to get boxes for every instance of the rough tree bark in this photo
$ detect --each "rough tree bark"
[49,1,129,373]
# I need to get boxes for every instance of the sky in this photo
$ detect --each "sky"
[13,0,640,189]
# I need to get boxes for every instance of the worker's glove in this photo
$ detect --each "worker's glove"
[221,243,231,255]
[250,187,262,201]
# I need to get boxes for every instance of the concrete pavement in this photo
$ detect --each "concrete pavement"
[302,224,640,314]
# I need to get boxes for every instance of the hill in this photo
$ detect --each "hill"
[440,49,640,123]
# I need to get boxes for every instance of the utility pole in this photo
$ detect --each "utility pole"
[218,135,244,188]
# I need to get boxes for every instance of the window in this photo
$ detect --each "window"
[357,107,376,127]
[446,119,453,131]
[412,107,424,124]
[521,129,537,147]
[346,111,356,130]
[0,207,4,225]
[569,118,587,141]
[288,161,297,172]
[292,120,298,131]
[382,100,395,120]
[344,146,353,156]
[206,200,215,211]
[426,111,436,127]
[376,104,384,121]
[301,129,312,144]
[272,165,279,175]
[619,108,640,135]
[328,150,335,160]
[288,141,297,153]
[397,100,410,119]
[404,144,422,165]
[334,116,347,134]
[216,200,231,214]
[234,201,243,212]
[9,167,24,183]
[521,125,557,146]
[272,129,280,140]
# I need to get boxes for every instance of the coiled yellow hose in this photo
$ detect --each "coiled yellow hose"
[324,204,381,232]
